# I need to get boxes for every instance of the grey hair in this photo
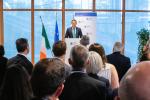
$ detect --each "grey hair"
[70,45,89,68]
[80,35,90,46]
[86,51,103,74]
[113,42,123,52]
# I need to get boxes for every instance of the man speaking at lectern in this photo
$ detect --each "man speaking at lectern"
[65,19,83,38]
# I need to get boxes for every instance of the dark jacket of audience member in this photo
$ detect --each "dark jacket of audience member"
[7,38,33,76]
[0,64,33,100]
[0,45,8,86]
[60,45,108,100]
[107,42,131,81]
[31,58,68,100]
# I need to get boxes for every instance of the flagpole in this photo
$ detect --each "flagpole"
[40,16,43,24]
[55,0,57,21]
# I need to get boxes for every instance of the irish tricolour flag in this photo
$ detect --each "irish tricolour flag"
[40,23,51,60]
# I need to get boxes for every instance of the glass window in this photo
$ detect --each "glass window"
[3,0,31,9]
[125,12,150,64]
[126,0,150,10]
[96,12,122,55]
[65,0,92,9]
[96,0,122,10]
[35,0,62,9]
[34,11,62,63]
[4,11,31,60]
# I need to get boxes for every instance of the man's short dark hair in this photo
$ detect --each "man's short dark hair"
[70,45,88,68]
[71,19,77,22]
[52,41,66,57]
[31,58,68,98]
[16,38,28,53]
[0,45,5,56]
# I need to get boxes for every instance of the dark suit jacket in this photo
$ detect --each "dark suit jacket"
[65,27,82,38]
[0,56,8,86]
[59,72,108,100]
[107,52,131,81]
[88,73,110,88]
[7,54,33,76]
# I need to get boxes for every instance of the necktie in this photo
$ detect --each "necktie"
[72,28,76,38]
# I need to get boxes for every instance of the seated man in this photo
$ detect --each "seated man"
[31,58,68,100]
[52,40,67,61]
[7,38,33,76]
[107,42,131,81]
[80,35,90,47]
[118,61,150,100]
[60,45,109,100]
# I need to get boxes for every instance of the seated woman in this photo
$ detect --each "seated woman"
[86,51,110,88]
[89,43,119,89]
[0,64,33,100]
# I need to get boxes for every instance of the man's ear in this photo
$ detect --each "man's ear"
[54,84,64,97]
[68,58,73,65]
[114,96,120,100]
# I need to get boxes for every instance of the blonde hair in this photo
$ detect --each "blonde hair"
[86,51,103,74]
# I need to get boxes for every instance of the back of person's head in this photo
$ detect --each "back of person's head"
[113,42,123,53]
[69,45,89,69]
[80,35,90,47]
[31,58,68,99]
[89,43,107,65]
[52,40,66,57]
[0,45,5,56]
[16,38,29,53]
[0,64,32,100]
[118,61,150,100]
[86,51,103,74]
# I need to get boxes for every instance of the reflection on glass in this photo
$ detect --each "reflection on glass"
[96,12,122,55]
[3,0,31,9]
[65,0,92,9]
[126,0,150,10]
[34,0,62,9]
[34,11,62,63]
[4,11,31,60]
[96,0,122,10]
[125,12,150,64]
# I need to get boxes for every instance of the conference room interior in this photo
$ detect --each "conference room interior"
[0,0,150,64]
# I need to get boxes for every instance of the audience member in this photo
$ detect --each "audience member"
[52,40,72,76]
[86,51,110,88]
[52,40,67,61]
[31,58,68,100]
[107,42,131,81]
[0,64,33,100]
[89,43,119,89]
[80,35,90,47]
[118,61,150,100]
[60,45,108,100]
[7,38,33,76]
[0,45,8,86]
